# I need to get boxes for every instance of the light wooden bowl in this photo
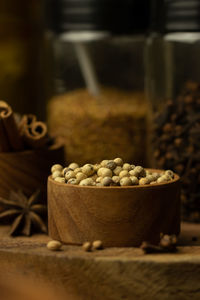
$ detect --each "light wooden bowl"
[0,142,64,204]
[48,169,180,247]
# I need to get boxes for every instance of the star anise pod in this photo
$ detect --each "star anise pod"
[0,189,47,236]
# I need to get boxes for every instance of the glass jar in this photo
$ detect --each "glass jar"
[146,0,200,222]
[0,0,46,118]
[46,0,150,166]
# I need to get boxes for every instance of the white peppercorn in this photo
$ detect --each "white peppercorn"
[130,164,135,170]
[139,178,149,185]
[146,175,155,183]
[65,170,76,181]
[79,178,95,186]
[129,169,138,176]
[112,176,120,184]
[97,167,112,178]
[165,170,174,178]
[96,176,103,183]
[68,163,79,170]
[157,176,168,184]
[92,240,103,250]
[120,177,132,186]
[102,177,113,186]
[74,168,82,174]
[67,178,79,185]
[54,177,65,183]
[113,166,122,176]
[76,172,87,182]
[52,170,63,179]
[96,182,103,187]
[47,240,62,251]
[100,160,109,167]
[106,160,117,170]
[119,170,129,179]
[130,176,139,185]
[129,169,142,178]
[62,167,73,176]
[162,174,171,181]
[152,172,161,180]
[90,174,98,181]
[145,170,151,176]
[94,164,101,171]
[82,242,92,252]
[123,163,132,171]
[134,166,146,178]
[114,158,123,166]
[82,164,95,176]
[51,164,63,174]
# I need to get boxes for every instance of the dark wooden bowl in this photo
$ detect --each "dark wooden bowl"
[48,169,180,247]
[0,142,65,203]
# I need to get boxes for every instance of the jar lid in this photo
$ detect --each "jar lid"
[152,0,200,33]
[47,0,150,35]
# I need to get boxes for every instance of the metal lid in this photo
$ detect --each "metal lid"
[47,0,150,35]
[152,0,200,33]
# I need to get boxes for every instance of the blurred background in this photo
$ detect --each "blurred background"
[0,0,150,166]
[0,0,46,119]
[0,0,199,221]
[0,0,148,119]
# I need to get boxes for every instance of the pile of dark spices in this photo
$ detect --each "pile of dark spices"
[152,81,200,222]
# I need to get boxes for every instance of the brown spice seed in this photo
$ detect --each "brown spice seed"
[184,95,193,105]
[171,114,177,122]
[163,123,173,133]
[186,146,194,154]
[165,152,174,160]
[174,138,182,147]
[175,164,184,174]
[175,125,182,135]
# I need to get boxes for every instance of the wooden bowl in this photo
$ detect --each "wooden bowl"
[48,170,180,247]
[0,142,65,203]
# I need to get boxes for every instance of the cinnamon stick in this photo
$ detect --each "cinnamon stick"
[19,115,48,149]
[0,101,24,152]
[19,114,37,136]
[0,117,10,152]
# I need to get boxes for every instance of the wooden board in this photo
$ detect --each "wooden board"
[0,223,200,300]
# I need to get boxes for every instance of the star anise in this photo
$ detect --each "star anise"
[0,189,47,236]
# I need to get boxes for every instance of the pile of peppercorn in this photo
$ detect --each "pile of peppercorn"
[153,81,200,222]
[51,158,174,187]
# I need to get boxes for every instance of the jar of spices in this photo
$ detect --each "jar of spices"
[46,0,150,166]
[146,0,200,222]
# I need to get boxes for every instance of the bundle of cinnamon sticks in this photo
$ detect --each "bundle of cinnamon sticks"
[0,101,49,152]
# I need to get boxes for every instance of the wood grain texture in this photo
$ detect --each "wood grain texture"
[48,170,181,247]
[0,223,200,300]
[0,142,64,203]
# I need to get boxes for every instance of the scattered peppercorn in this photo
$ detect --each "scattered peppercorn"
[92,240,103,250]
[140,234,177,254]
[82,242,92,252]
[47,240,62,251]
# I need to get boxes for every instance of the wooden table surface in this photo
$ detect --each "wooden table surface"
[0,223,200,300]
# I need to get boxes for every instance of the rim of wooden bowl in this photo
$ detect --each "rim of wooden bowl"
[48,169,180,190]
